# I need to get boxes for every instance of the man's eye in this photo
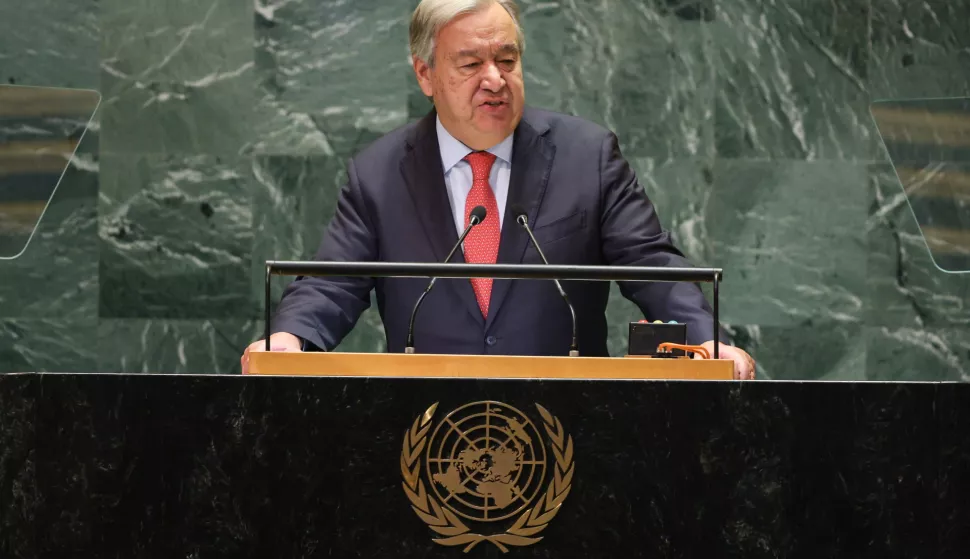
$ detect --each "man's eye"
[463,62,481,69]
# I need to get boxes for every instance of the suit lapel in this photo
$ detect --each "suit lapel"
[400,112,485,327]
[485,114,555,331]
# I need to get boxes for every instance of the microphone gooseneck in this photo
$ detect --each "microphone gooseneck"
[405,206,487,354]
[510,204,580,357]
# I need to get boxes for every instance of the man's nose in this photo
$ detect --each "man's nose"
[480,62,506,92]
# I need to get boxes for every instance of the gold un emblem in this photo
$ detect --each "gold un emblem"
[401,401,574,552]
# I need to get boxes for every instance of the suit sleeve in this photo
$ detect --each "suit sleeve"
[270,157,377,351]
[597,132,723,346]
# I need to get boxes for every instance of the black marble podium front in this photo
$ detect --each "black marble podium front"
[1,374,967,558]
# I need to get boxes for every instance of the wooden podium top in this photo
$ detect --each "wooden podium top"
[248,351,734,380]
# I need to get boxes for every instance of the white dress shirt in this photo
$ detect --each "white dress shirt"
[435,116,514,235]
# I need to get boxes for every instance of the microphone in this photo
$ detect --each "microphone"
[510,204,579,357]
[405,205,488,354]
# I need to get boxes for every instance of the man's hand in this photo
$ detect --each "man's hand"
[241,332,303,375]
[697,341,756,380]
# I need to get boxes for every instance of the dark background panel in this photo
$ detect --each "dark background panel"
[15,375,941,558]
[937,382,970,558]
[0,374,38,559]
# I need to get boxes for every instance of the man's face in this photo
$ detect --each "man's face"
[413,2,525,150]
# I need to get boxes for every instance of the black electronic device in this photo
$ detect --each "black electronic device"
[627,320,687,357]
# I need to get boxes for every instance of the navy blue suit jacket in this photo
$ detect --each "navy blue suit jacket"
[271,107,719,356]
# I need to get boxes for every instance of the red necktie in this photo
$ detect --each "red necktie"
[463,151,500,317]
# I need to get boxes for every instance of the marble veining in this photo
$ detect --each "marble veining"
[98,154,254,319]
[0,0,969,378]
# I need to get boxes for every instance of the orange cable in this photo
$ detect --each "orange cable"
[656,343,710,360]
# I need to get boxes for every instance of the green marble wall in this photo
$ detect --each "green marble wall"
[1,0,968,378]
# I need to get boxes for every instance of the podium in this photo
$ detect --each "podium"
[235,351,737,555]
[236,261,743,554]
[248,351,735,379]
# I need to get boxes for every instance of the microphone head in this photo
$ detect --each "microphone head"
[510,203,529,225]
[469,205,487,225]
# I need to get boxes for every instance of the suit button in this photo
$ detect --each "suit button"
[486,336,497,346]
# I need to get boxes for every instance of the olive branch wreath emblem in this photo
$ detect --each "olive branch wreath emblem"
[400,402,574,553]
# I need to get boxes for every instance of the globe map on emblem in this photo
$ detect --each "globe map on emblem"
[425,401,547,522]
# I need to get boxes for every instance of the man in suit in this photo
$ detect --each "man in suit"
[242,0,755,378]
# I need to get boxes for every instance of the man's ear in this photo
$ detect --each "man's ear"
[413,57,435,98]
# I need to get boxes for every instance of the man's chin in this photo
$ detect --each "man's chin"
[473,110,520,136]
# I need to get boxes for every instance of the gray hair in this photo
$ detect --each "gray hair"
[409,0,525,67]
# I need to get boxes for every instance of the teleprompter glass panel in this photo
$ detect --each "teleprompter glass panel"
[0,84,100,259]
[871,97,970,273]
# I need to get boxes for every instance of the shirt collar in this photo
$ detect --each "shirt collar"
[436,115,514,173]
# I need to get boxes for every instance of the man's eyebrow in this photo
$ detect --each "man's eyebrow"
[454,48,483,59]
[495,43,520,56]
[453,44,520,59]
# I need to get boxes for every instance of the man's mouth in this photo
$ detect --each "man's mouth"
[482,101,505,107]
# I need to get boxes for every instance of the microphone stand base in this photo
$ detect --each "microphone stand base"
[404,347,415,354]
[568,350,579,357]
